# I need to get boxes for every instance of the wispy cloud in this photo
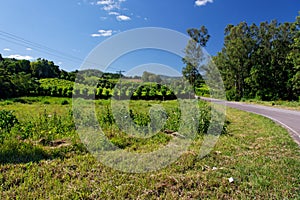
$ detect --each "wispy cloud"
[108,11,120,15]
[26,48,32,51]
[96,0,125,11]
[93,0,134,22]
[91,34,100,37]
[91,29,113,37]
[97,0,113,5]
[3,48,11,51]
[98,29,113,36]
[195,0,213,7]
[116,15,131,21]
[7,54,33,60]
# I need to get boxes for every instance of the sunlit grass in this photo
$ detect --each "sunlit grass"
[244,99,300,111]
[0,97,299,199]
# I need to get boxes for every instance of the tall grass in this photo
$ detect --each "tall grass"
[0,98,298,199]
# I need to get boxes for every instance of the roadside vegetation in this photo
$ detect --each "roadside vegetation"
[0,97,299,199]
[242,99,300,111]
[213,14,300,101]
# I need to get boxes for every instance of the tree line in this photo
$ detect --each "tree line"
[0,56,76,98]
[213,13,300,101]
[0,55,192,100]
[0,56,122,99]
[2,12,299,101]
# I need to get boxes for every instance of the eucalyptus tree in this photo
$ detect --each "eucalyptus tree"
[182,26,209,91]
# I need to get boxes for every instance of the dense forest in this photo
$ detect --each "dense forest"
[213,13,300,101]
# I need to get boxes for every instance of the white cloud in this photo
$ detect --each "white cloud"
[26,48,32,51]
[97,0,113,5]
[7,54,33,60]
[3,48,11,51]
[109,11,120,15]
[92,0,133,22]
[116,15,131,21]
[99,29,113,36]
[96,0,126,11]
[91,29,113,37]
[91,34,102,37]
[103,4,117,11]
[195,0,213,7]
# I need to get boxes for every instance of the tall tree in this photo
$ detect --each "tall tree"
[247,21,295,100]
[214,19,297,101]
[214,22,256,100]
[288,13,300,98]
[182,26,209,91]
[30,58,60,79]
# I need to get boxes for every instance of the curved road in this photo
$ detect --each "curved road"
[200,97,300,146]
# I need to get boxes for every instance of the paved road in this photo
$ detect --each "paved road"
[200,97,300,146]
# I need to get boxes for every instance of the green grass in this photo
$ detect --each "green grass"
[243,99,300,111]
[0,97,299,199]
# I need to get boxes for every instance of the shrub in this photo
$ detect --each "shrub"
[43,101,50,105]
[0,110,18,132]
[0,110,19,143]
[61,100,69,105]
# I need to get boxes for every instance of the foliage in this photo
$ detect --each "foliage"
[0,57,75,99]
[195,84,210,96]
[0,110,18,143]
[287,13,300,98]
[182,26,209,90]
[0,110,18,130]
[30,58,60,79]
[39,78,74,97]
[0,98,299,199]
[214,14,300,101]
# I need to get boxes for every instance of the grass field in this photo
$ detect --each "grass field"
[0,97,299,199]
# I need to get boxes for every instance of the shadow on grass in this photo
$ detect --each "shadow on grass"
[0,140,49,164]
[0,139,88,164]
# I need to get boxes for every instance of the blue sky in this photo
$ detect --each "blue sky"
[0,0,299,73]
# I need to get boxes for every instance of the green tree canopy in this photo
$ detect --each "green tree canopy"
[182,26,209,91]
[214,14,299,101]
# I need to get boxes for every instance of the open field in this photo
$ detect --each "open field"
[0,97,299,199]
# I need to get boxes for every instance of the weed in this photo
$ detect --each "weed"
[61,100,69,105]
[0,110,18,143]
[0,97,299,199]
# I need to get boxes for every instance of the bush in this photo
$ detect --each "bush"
[61,100,69,105]
[43,101,50,105]
[0,110,18,132]
[0,110,18,143]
